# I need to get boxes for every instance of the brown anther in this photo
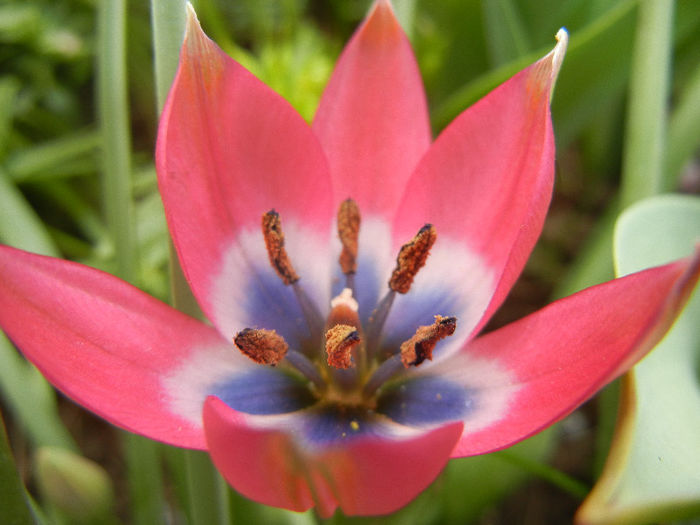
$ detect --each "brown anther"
[325,324,361,369]
[262,210,299,285]
[400,315,457,367]
[337,198,360,274]
[234,328,288,365]
[389,224,437,293]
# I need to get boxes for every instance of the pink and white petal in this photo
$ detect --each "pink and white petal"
[203,396,463,517]
[0,245,247,449]
[313,0,431,217]
[156,8,334,333]
[436,250,700,457]
[393,30,568,338]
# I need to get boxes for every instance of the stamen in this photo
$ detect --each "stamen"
[362,354,403,397]
[234,328,288,365]
[284,350,326,390]
[261,210,324,342]
[364,290,396,359]
[234,328,326,389]
[337,198,360,288]
[325,325,361,369]
[363,315,458,397]
[400,316,457,367]
[262,210,299,285]
[388,224,437,294]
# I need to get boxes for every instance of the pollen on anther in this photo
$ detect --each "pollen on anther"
[389,224,437,293]
[234,328,288,365]
[400,315,457,367]
[261,210,299,285]
[337,198,360,275]
[325,324,360,369]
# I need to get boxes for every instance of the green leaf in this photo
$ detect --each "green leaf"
[664,60,700,189]
[619,0,673,207]
[6,130,100,183]
[0,412,36,525]
[0,168,59,257]
[35,446,117,524]
[0,333,77,451]
[578,194,700,524]
[481,0,531,67]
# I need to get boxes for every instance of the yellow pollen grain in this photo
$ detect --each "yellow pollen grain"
[350,420,360,431]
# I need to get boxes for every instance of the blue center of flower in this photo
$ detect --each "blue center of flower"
[221,200,472,442]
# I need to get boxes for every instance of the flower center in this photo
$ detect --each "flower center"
[232,199,458,409]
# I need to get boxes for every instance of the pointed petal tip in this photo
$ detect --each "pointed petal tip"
[184,2,202,40]
[182,2,217,63]
[550,28,569,88]
[528,27,568,101]
[362,0,404,45]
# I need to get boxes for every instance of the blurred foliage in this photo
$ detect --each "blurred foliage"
[1,0,699,523]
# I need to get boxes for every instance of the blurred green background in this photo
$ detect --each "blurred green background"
[1,0,699,523]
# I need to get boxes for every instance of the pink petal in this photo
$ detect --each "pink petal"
[313,0,431,217]
[0,245,234,449]
[156,8,333,329]
[393,31,568,337]
[446,249,700,457]
[203,396,463,517]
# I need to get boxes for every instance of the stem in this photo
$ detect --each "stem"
[184,452,230,525]
[619,0,673,207]
[98,0,137,282]
[150,1,230,523]
[151,0,187,113]
[98,1,162,522]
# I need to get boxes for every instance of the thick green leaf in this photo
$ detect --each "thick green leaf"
[577,195,700,524]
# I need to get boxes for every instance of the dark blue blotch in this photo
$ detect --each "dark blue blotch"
[376,375,473,426]
[301,405,382,445]
[213,368,316,415]
[244,269,310,346]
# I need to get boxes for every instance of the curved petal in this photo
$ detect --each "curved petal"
[313,0,431,217]
[440,249,700,457]
[203,396,463,517]
[393,30,568,337]
[0,245,239,449]
[156,8,334,333]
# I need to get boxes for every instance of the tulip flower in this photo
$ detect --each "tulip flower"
[1,0,699,517]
